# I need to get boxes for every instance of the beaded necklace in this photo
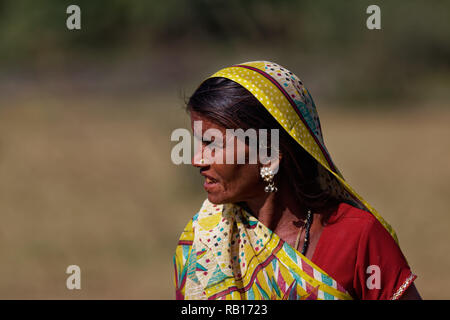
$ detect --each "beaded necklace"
[294,210,313,255]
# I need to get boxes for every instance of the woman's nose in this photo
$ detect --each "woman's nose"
[192,157,207,167]
[192,149,208,167]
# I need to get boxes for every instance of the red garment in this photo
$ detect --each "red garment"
[311,202,416,300]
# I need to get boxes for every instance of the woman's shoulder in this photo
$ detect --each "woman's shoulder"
[322,201,399,255]
[316,202,414,299]
[175,198,230,248]
[326,201,382,232]
[176,199,209,244]
[176,212,198,246]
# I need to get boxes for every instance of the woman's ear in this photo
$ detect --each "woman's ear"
[259,156,280,176]
[269,157,280,175]
[271,151,282,174]
[258,150,282,175]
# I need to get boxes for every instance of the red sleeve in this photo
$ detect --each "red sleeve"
[353,217,417,300]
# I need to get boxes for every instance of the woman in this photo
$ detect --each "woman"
[173,61,421,300]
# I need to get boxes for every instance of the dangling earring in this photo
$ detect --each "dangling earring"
[260,167,278,193]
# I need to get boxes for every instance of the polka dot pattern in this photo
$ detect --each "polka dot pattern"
[192,199,274,281]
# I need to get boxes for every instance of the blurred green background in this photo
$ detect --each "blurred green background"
[0,0,448,299]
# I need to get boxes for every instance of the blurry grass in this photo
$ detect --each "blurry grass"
[0,92,448,299]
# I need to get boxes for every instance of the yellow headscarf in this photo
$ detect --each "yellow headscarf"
[209,61,397,243]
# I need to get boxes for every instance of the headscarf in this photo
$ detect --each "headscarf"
[175,61,397,300]
[210,61,397,242]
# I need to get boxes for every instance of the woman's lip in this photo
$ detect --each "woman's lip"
[203,178,219,192]
[201,173,218,182]
[205,177,217,184]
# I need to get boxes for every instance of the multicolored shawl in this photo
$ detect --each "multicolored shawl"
[174,61,398,300]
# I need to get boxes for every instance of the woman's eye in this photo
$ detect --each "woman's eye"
[194,135,223,148]
[205,139,223,148]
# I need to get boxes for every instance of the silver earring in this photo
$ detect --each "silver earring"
[260,167,278,193]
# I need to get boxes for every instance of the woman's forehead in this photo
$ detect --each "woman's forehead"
[190,112,225,131]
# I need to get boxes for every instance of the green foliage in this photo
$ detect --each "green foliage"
[0,0,449,103]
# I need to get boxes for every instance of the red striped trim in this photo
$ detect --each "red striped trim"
[174,259,188,299]
[232,64,337,173]
[305,285,319,300]
[305,281,315,296]
[178,240,193,246]
[336,282,347,294]
[175,245,193,299]
[173,258,179,288]
[300,259,315,279]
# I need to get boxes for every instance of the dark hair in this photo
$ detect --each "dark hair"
[187,77,340,224]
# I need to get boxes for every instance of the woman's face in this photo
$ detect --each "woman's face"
[190,112,267,204]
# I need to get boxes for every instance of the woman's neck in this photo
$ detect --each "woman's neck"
[244,178,308,232]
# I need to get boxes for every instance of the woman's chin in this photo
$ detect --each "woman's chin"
[207,194,226,204]
[207,191,237,205]
[207,192,243,205]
